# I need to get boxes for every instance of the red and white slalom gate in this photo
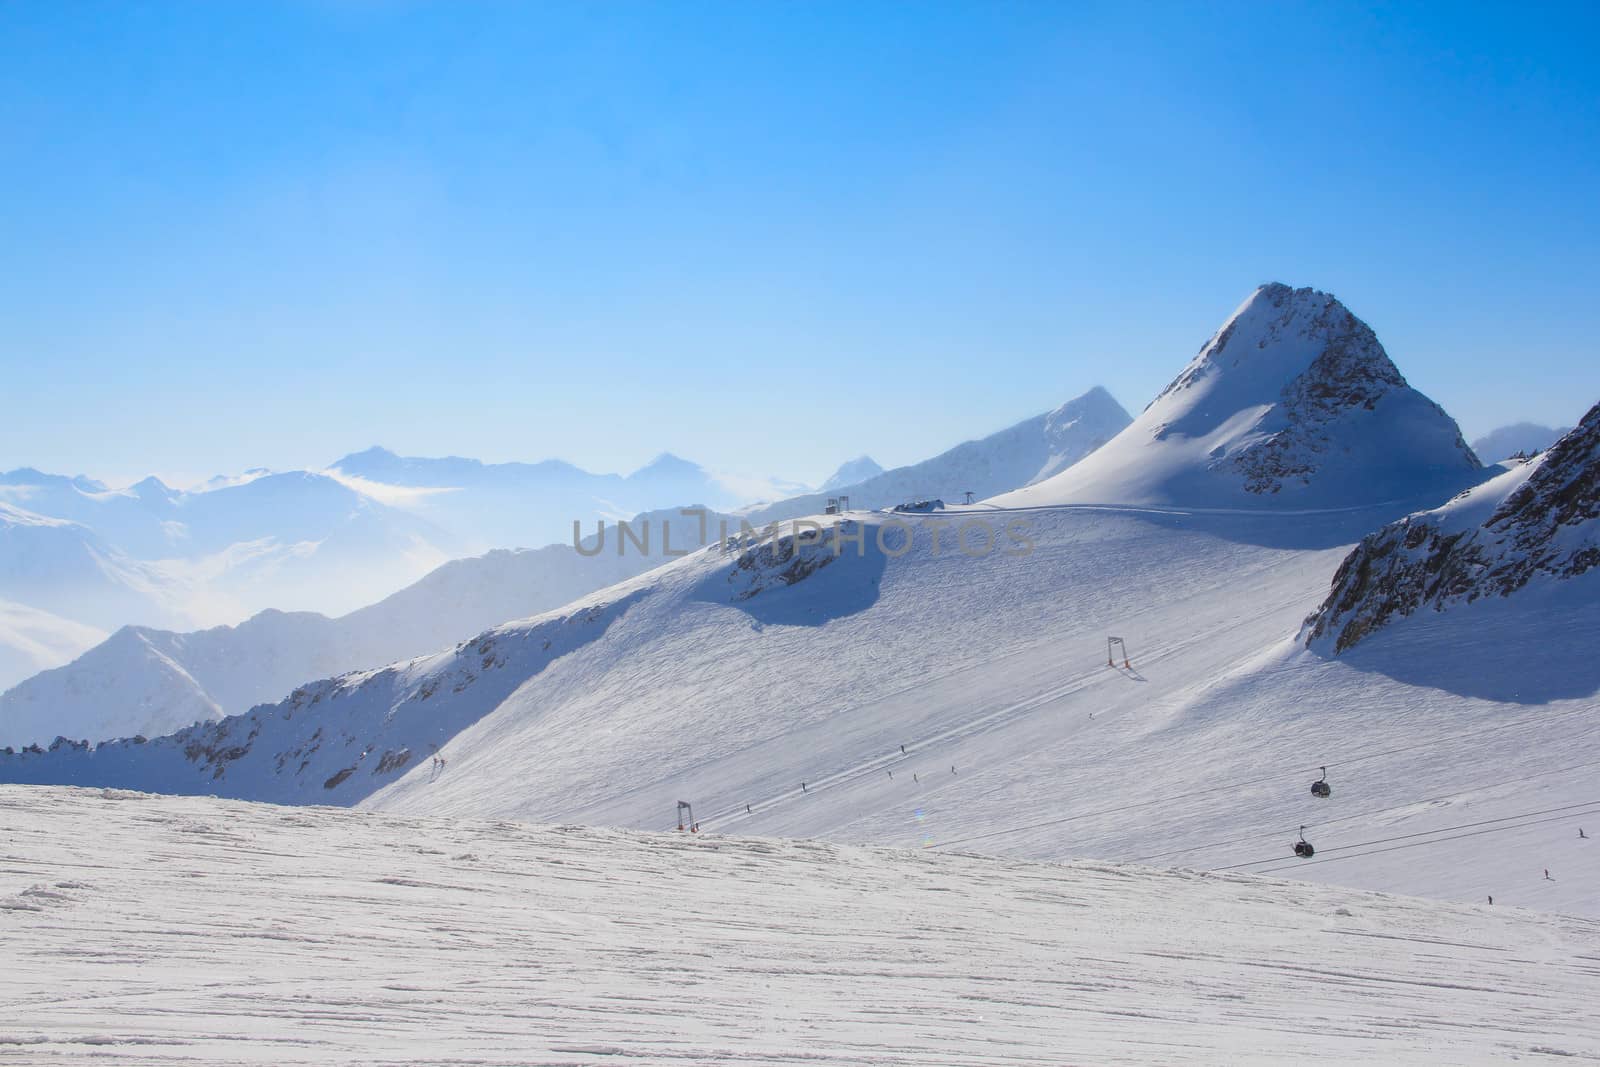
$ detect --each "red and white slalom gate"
[1107,636,1131,669]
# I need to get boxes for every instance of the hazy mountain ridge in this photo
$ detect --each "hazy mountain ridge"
[0,445,792,688]
[1471,422,1573,464]
[820,456,884,492]
[743,386,1131,523]
[0,600,105,696]
[331,446,801,549]
[0,502,182,635]
[0,508,727,747]
[0,387,1132,743]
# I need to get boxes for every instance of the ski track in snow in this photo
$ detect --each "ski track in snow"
[2,785,1599,1066]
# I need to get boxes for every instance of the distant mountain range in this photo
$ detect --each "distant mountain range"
[3,287,1581,763]
[328,447,807,551]
[820,456,885,492]
[744,387,1132,524]
[1470,423,1573,464]
[0,386,1132,745]
[0,469,458,655]
[0,508,724,747]
[0,451,807,691]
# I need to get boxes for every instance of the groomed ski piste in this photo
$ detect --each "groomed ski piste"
[4,785,1599,1065]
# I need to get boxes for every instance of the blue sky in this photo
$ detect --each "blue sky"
[2,1,1597,488]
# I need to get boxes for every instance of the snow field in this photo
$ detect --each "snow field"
[3,785,1598,1065]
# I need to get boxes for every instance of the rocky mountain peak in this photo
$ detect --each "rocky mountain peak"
[998,284,1482,509]
[1304,400,1600,653]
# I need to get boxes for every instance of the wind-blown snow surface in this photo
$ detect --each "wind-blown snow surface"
[994,285,1482,510]
[4,785,1598,1066]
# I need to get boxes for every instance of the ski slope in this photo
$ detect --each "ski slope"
[356,501,1600,916]
[3,785,1598,1066]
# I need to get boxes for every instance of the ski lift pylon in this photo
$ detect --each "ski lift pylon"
[1107,636,1131,669]
[676,800,698,833]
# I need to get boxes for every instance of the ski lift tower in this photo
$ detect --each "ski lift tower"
[676,800,699,833]
[1107,636,1131,669]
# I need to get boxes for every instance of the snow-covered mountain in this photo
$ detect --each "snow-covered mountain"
[0,469,174,560]
[744,386,1131,522]
[8,287,1592,919]
[0,467,458,626]
[0,503,180,635]
[0,466,453,565]
[0,508,726,747]
[819,455,884,491]
[1305,402,1600,653]
[0,449,807,684]
[8,785,1598,1065]
[0,394,1129,744]
[995,284,1484,510]
[0,502,174,690]
[7,496,1599,914]
[1471,421,1572,464]
[0,600,104,695]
